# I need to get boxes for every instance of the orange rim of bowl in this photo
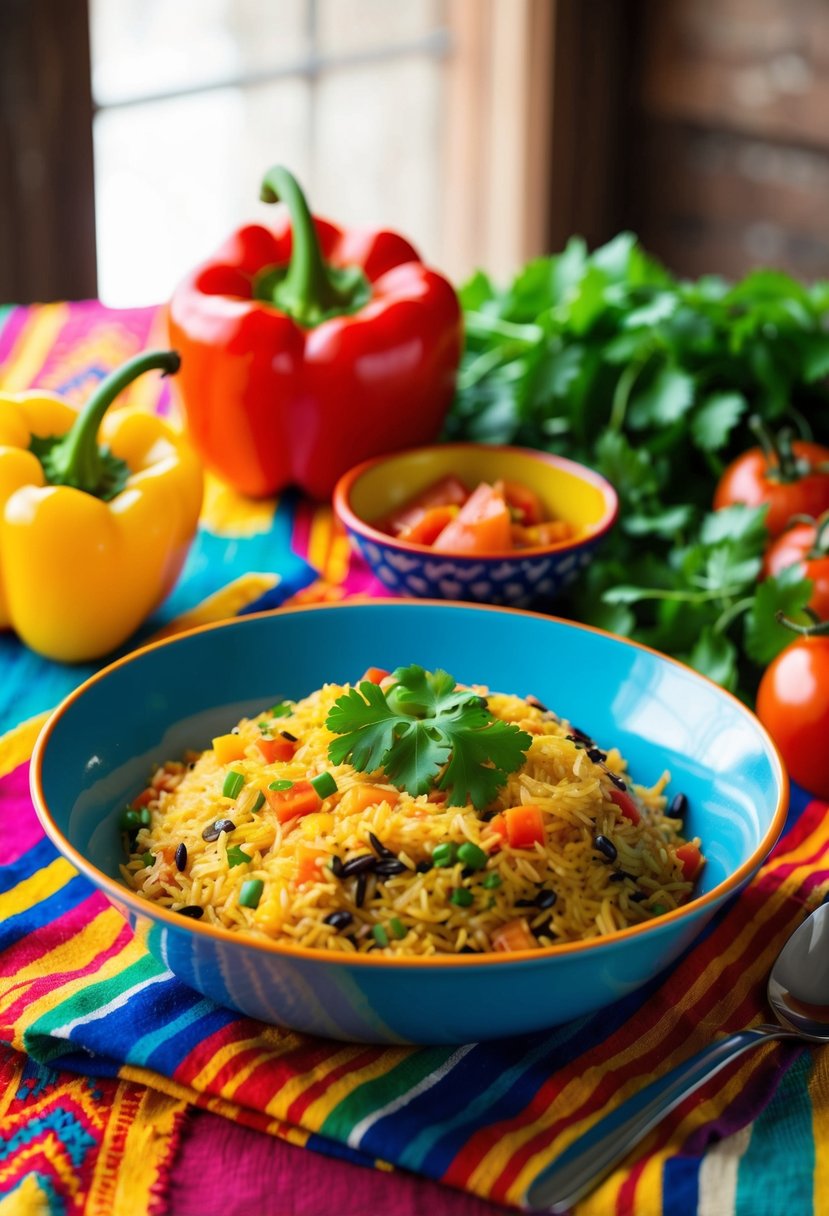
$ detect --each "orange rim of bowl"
[332,443,620,561]
[30,599,789,969]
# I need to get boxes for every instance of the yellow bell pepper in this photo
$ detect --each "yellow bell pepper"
[0,350,203,662]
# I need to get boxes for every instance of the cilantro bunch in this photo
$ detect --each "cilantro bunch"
[326,665,531,808]
[445,234,829,697]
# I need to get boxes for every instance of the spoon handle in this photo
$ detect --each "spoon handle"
[524,1025,795,1214]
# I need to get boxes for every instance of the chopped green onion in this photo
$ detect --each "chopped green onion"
[457,842,487,870]
[120,807,140,830]
[142,852,155,868]
[223,770,246,799]
[251,791,265,813]
[372,924,389,948]
[239,878,264,909]
[482,872,502,889]
[269,702,293,718]
[390,917,407,940]
[651,902,668,916]
[432,842,457,868]
[450,888,474,907]
[139,806,152,826]
[257,720,271,734]
[227,845,251,868]
[268,778,294,792]
[311,771,338,798]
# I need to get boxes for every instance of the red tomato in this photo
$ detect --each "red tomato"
[381,475,469,536]
[401,505,459,545]
[713,440,829,537]
[496,479,544,526]
[675,841,704,880]
[432,481,512,554]
[763,517,829,621]
[756,633,829,799]
[608,786,640,825]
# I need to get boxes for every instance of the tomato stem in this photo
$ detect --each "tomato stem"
[809,512,829,559]
[748,416,804,485]
[774,610,829,638]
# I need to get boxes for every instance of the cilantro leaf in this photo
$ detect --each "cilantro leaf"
[687,628,738,691]
[628,364,695,430]
[439,715,533,808]
[699,504,768,548]
[226,845,251,868]
[744,568,814,664]
[326,683,399,772]
[690,392,748,453]
[382,723,451,797]
[325,667,531,809]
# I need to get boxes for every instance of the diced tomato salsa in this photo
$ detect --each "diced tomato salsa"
[375,474,574,553]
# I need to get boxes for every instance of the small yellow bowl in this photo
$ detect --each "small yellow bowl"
[333,443,618,607]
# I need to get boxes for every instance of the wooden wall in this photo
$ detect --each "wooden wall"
[626,0,829,280]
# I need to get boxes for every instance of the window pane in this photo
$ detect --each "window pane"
[313,57,445,263]
[93,83,312,307]
[90,0,450,306]
[315,0,446,53]
[90,0,311,106]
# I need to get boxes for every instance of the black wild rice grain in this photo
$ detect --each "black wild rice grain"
[202,819,235,842]
[609,870,637,883]
[593,834,618,863]
[280,729,298,742]
[586,748,607,763]
[324,910,353,931]
[535,889,558,909]
[341,854,377,878]
[175,843,187,872]
[515,899,536,908]
[605,770,627,791]
[368,832,395,858]
[355,873,367,907]
[630,891,647,903]
[669,792,688,818]
[478,809,501,822]
[374,859,407,877]
[177,905,204,919]
[330,855,345,879]
[416,860,433,874]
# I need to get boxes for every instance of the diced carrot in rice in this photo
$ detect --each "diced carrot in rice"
[492,918,536,952]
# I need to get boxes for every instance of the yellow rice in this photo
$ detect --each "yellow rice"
[120,684,701,955]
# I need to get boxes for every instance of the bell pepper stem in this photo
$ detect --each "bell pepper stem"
[44,350,180,496]
[259,165,368,326]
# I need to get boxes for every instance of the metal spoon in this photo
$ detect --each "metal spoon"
[524,900,829,1214]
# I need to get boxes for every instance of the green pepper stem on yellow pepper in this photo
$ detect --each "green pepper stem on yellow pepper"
[35,349,181,499]
[0,350,203,663]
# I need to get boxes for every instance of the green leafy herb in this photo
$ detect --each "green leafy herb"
[226,845,251,868]
[325,665,531,809]
[446,236,829,702]
[744,567,814,665]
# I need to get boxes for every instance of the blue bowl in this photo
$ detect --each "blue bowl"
[333,444,618,607]
[32,602,787,1045]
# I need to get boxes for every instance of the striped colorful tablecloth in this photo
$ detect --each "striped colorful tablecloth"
[1,301,828,1216]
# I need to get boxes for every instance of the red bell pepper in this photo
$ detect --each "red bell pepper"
[168,166,463,499]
